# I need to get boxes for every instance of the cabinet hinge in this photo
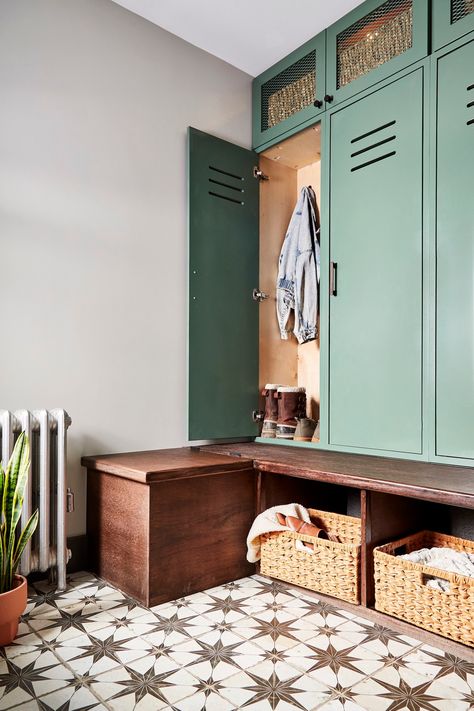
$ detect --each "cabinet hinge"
[253,288,268,302]
[253,166,269,181]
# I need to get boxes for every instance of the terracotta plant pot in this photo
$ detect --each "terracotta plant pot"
[0,575,27,646]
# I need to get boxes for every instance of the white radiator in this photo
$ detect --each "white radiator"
[0,409,72,590]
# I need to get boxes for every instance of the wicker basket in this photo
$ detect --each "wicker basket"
[374,531,474,647]
[260,509,361,604]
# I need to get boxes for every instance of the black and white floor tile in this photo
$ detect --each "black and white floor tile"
[1,571,473,710]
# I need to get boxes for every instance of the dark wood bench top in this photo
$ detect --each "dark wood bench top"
[81,448,252,484]
[82,442,474,508]
[205,443,474,509]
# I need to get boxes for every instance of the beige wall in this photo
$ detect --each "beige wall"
[0,0,252,537]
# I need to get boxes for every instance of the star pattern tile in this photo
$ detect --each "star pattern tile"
[0,570,471,711]
[242,668,314,709]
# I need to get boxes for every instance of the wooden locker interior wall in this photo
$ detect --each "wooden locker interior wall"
[259,124,322,421]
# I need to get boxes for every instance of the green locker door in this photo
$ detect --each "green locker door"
[329,69,423,453]
[188,128,259,441]
[436,39,474,458]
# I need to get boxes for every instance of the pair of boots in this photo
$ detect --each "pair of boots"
[261,385,319,442]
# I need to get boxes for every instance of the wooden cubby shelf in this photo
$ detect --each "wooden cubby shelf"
[207,441,474,657]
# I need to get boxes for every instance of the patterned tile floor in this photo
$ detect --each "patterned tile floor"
[1,572,473,711]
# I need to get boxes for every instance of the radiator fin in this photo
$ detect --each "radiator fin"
[0,409,72,590]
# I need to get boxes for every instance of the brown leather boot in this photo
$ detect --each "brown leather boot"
[261,384,281,438]
[275,387,306,440]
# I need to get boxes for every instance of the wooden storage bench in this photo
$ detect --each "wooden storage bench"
[82,449,256,606]
[83,441,474,656]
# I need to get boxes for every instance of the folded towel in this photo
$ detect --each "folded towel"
[400,546,474,592]
[246,503,311,563]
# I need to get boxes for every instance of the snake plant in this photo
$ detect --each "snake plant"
[0,433,38,593]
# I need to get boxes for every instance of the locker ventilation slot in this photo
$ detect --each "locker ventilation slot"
[351,121,397,172]
[209,178,244,193]
[209,165,243,181]
[208,165,245,205]
[351,120,396,144]
[468,85,474,125]
[351,151,396,172]
[451,0,474,24]
[351,135,396,157]
[208,191,244,205]
[261,51,316,132]
[336,0,413,89]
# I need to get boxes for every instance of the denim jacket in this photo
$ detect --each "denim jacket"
[276,186,320,344]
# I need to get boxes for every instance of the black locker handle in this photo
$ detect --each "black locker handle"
[330,261,338,296]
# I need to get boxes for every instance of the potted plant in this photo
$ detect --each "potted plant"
[0,433,38,646]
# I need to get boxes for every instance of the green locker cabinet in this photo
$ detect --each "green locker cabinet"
[435,38,474,458]
[328,68,424,454]
[326,0,428,107]
[188,128,259,441]
[252,32,326,151]
[432,0,474,51]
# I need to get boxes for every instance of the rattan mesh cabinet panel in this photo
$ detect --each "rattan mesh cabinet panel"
[327,0,428,104]
[433,0,474,50]
[262,52,316,132]
[252,32,325,151]
[452,0,474,24]
[337,0,413,90]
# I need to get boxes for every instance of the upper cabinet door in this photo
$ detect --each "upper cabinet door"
[329,68,424,455]
[252,32,326,151]
[435,39,474,458]
[432,0,474,51]
[188,128,259,441]
[326,0,428,106]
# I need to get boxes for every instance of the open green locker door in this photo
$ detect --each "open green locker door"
[188,128,259,441]
[328,69,424,454]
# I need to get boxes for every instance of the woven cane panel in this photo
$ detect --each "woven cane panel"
[451,0,474,24]
[261,51,316,132]
[337,0,413,89]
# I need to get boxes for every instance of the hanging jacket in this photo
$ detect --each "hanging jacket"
[276,186,320,344]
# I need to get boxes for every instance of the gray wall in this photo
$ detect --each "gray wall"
[0,0,252,536]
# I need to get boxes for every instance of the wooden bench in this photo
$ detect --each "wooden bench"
[82,442,474,656]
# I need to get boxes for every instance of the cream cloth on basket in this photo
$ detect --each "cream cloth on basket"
[246,503,312,563]
[400,546,474,591]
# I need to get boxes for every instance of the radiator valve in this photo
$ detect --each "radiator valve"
[66,488,75,513]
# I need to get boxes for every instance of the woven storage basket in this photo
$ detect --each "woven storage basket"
[260,509,361,604]
[374,531,474,647]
